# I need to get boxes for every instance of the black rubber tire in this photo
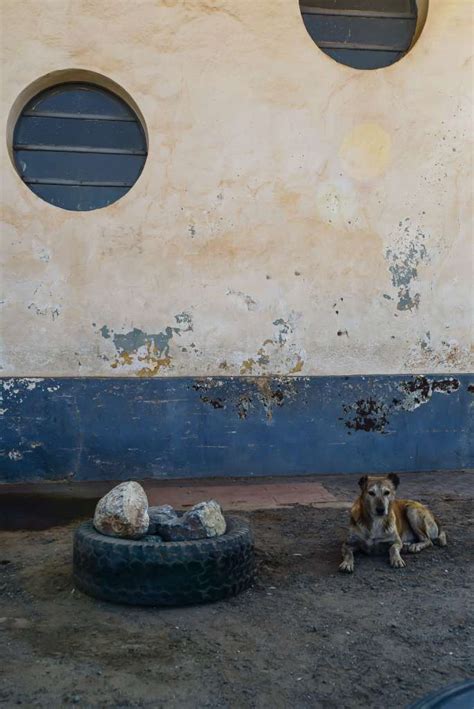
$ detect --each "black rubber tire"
[408,680,474,709]
[73,516,255,606]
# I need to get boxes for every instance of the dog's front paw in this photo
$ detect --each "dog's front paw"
[390,556,406,569]
[408,543,424,553]
[339,560,354,573]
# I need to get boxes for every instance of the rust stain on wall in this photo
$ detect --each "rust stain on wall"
[192,376,302,421]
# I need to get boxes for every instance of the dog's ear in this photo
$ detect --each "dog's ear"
[388,473,400,489]
[358,475,368,490]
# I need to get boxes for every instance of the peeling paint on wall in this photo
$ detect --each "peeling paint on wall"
[95,313,194,376]
[406,336,471,372]
[239,314,305,376]
[396,376,460,412]
[1,375,472,480]
[341,376,463,433]
[342,398,390,433]
[0,1,472,378]
[385,219,429,311]
[192,375,304,422]
[8,449,23,461]
[2,378,45,409]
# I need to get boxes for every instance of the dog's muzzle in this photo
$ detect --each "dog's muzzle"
[376,507,385,516]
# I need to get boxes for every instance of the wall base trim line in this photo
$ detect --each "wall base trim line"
[1,375,472,482]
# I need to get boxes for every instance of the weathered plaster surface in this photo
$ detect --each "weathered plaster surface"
[1,375,472,480]
[1,0,472,377]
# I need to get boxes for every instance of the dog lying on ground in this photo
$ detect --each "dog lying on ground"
[339,474,447,573]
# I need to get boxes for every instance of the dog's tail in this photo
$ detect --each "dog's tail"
[434,518,447,547]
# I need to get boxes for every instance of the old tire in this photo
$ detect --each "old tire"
[408,680,474,709]
[73,516,255,606]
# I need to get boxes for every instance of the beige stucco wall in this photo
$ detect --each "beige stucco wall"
[1,0,472,378]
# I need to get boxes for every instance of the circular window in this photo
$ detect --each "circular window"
[300,1,427,70]
[12,82,147,211]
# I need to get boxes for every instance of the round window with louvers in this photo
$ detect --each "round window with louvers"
[12,82,147,211]
[300,1,427,70]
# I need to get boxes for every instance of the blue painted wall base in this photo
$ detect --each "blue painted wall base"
[1,375,472,482]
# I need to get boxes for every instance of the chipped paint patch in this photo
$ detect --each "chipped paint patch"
[32,240,51,263]
[199,396,225,409]
[385,219,429,311]
[175,312,193,329]
[237,394,253,420]
[2,378,45,406]
[8,449,23,461]
[341,376,463,432]
[3,378,44,391]
[342,399,390,433]
[96,314,194,376]
[406,336,471,371]
[239,315,305,375]
[0,375,470,480]
[192,376,304,422]
[192,379,226,409]
[290,356,304,373]
[255,377,298,422]
[226,290,258,311]
[396,376,460,411]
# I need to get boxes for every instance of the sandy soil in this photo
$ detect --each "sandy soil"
[0,488,473,708]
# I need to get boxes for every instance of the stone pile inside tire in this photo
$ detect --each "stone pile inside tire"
[73,481,255,606]
[93,481,227,541]
[148,500,227,541]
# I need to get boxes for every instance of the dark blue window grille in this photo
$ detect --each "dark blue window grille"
[300,0,419,70]
[13,82,147,211]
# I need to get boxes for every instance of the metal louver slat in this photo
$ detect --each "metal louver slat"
[14,145,147,156]
[300,7,416,19]
[22,110,137,122]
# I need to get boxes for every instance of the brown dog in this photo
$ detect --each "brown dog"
[339,474,447,573]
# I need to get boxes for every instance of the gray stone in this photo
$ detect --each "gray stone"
[148,505,178,535]
[93,481,149,539]
[154,499,226,541]
[153,514,206,541]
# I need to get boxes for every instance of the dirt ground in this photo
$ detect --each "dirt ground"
[0,474,473,708]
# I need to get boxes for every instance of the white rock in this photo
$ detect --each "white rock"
[93,481,149,539]
[185,500,226,538]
